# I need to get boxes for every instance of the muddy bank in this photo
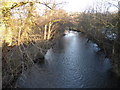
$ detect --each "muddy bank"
[2,39,56,88]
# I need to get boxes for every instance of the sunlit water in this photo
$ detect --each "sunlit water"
[16,31,119,88]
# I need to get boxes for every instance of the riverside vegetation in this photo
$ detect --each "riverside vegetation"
[0,0,120,88]
[1,0,72,88]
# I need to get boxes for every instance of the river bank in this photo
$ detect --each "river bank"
[2,39,56,88]
[84,32,120,77]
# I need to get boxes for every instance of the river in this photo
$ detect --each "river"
[16,31,119,88]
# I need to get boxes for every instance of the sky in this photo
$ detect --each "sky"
[1,0,118,13]
[60,0,95,12]
[57,0,118,12]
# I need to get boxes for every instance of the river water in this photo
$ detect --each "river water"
[16,31,119,88]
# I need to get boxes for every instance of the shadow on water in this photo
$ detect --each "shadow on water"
[16,31,119,88]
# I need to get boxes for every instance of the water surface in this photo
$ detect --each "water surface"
[16,31,119,88]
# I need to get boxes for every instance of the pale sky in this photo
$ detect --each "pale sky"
[56,0,118,12]
[1,0,118,12]
[61,0,95,12]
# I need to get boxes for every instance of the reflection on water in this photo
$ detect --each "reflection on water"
[16,31,119,88]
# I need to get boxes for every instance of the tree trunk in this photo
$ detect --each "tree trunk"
[47,22,52,40]
[44,24,47,40]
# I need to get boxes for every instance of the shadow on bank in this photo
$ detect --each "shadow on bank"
[2,38,57,88]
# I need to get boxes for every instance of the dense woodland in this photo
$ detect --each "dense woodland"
[0,0,120,88]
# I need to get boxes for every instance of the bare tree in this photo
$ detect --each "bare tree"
[1,0,68,88]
